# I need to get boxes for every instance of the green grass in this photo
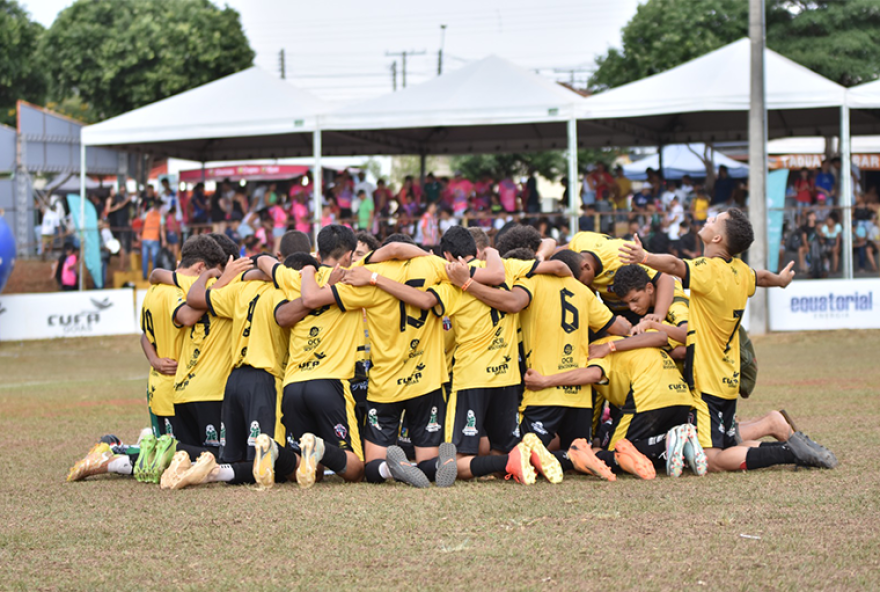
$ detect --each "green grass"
[1,331,879,591]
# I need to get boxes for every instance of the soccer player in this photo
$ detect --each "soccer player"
[620,209,838,472]
[565,230,676,324]
[443,249,631,482]
[611,263,690,348]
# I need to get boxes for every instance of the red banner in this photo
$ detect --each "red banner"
[179,164,311,183]
[770,154,880,171]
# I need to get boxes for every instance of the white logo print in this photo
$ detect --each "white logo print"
[426,406,441,433]
[462,409,479,437]
[530,421,548,436]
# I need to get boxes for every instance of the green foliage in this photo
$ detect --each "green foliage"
[451,148,627,182]
[590,0,880,90]
[39,0,255,120]
[0,0,46,126]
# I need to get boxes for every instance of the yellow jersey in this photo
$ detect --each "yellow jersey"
[515,275,615,408]
[173,272,237,403]
[569,231,661,314]
[682,256,756,400]
[332,257,450,403]
[140,283,187,416]
[205,280,289,379]
[665,280,689,328]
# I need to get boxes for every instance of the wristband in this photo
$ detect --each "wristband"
[370,272,379,286]
[461,278,473,291]
[608,341,617,352]
[642,252,649,264]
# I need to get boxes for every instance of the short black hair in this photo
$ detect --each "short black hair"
[207,232,240,260]
[317,224,357,261]
[503,247,536,261]
[180,235,226,269]
[284,252,320,271]
[496,225,542,256]
[468,227,490,251]
[611,264,651,297]
[356,231,380,252]
[550,250,583,278]
[724,208,754,256]
[440,226,477,259]
[382,233,416,246]
[280,230,311,258]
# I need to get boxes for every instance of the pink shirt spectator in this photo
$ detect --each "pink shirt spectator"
[291,200,311,234]
[62,254,77,287]
[498,178,518,212]
[269,205,288,229]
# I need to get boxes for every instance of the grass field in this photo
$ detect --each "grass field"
[1,331,879,591]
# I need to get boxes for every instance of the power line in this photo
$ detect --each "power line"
[385,50,426,89]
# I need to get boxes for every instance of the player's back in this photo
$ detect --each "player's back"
[570,231,657,313]
[141,283,186,361]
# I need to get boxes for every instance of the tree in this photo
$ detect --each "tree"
[590,0,880,91]
[451,148,626,182]
[0,0,46,126]
[39,0,255,121]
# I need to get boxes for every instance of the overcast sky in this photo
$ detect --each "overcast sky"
[24,0,642,104]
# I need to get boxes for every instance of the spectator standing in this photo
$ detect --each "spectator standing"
[498,176,519,212]
[691,187,710,226]
[473,174,493,211]
[140,199,165,280]
[54,241,79,291]
[39,197,64,261]
[397,175,422,217]
[814,160,835,204]
[269,200,288,253]
[422,172,441,207]
[679,174,695,203]
[793,167,814,215]
[712,165,736,206]
[678,220,700,258]
[820,212,842,274]
[660,180,678,210]
[632,183,652,213]
[336,173,354,221]
[356,189,374,231]
[581,170,597,207]
[165,205,181,261]
[416,202,440,248]
[211,179,233,232]
[612,165,631,211]
[449,171,473,218]
[523,168,541,213]
[798,210,822,275]
[160,178,182,224]
[666,196,685,254]
[189,182,208,226]
[589,162,615,203]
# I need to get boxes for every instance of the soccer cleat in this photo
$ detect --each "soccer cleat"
[148,434,177,484]
[386,445,431,488]
[434,442,458,488]
[613,439,656,480]
[504,442,537,485]
[253,434,279,489]
[99,434,123,447]
[567,438,616,482]
[134,434,157,483]
[168,452,217,490]
[665,425,687,477]
[160,451,192,490]
[136,427,153,445]
[296,433,325,489]
[67,443,115,482]
[522,433,563,484]
[787,431,838,469]
[681,424,707,476]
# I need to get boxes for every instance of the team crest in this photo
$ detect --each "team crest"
[334,423,348,439]
[205,424,220,446]
[368,408,381,430]
[247,421,260,446]
[164,418,174,437]
[426,406,441,432]
[462,409,478,437]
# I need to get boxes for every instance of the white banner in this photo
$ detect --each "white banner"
[769,279,880,331]
[0,289,138,341]
[135,289,148,328]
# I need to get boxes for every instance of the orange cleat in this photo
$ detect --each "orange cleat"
[567,438,616,482]
[504,442,537,485]
[613,438,656,480]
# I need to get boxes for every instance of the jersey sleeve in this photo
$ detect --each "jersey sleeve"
[331,283,386,312]
[205,283,237,319]
[512,275,536,305]
[585,351,612,383]
[643,265,662,283]
[585,290,615,334]
[504,258,539,283]
[427,282,460,318]
[682,257,713,294]
[425,255,450,283]
[666,296,689,326]
[747,266,757,297]
[273,264,303,298]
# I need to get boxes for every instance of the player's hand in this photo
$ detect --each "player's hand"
[327,263,345,286]
[218,255,253,285]
[153,357,178,375]
[779,261,796,288]
[643,313,663,324]
[341,265,372,286]
[589,343,611,359]
[445,259,471,287]
[619,234,647,265]
[523,368,547,390]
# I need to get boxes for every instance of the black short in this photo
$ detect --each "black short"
[694,393,738,449]
[150,413,174,438]
[608,405,691,451]
[282,379,363,461]
[114,229,132,253]
[219,365,279,463]
[520,405,593,450]
[365,389,445,449]
[349,378,369,427]
[170,401,222,449]
[447,385,520,455]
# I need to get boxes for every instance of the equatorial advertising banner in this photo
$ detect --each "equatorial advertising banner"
[0,288,138,341]
[768,279,880,331]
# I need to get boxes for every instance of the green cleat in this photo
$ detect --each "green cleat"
[148,434,178,484]
[134,433,157,483]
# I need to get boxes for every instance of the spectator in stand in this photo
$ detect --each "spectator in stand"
[498,176,519,213]
[140,199,165,280]
[854,216,877,273]
[159,178,182,225]
[397,175,422,217]
[374,178,393,221]
[632,183,652,213]
[354,171,375,211]
[357,188,374,231]
[265,182,280,207]
[713,164,737,207]
[578,204,597,232]
[336,173,354,220]
[165,205,181,261]
[321,198,337,227]
[820,211,842,274]
[473,174,493,211]
[814,160,835,219]
[231,186,249,220]
[268,199,288,253]
[645,167,662,198]
[658,180,676,210]
[416,201,440,248]
[680,174,695,203]
[793,167,814,216]
[691,187,710,227]
[54,241,79,291]
[226,211,243,245]
[211,179,232,232]
[589,162,615,203]
[189,182,208,226]
[678,220,700,258]
[422,172,441,207]
[40,197,64,261]
[612,165,631,211]
[522,168,541,214]
[104,188,132,270]
[449,171,473,217]
[581,169,597,207]
[665,195,685,255]
[798,210,821,274]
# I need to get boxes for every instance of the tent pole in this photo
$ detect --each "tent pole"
[840,104,853,279]
[419,153,426,186]
[747,0,768,335]
[79,142,86,291]
[312,122,323,247]
[657,142,664,180]
[566,116,578,237]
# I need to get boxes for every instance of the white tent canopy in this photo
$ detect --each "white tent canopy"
[846,77,880,109]
[767,136,880,154]
[623,143,748,180]
[81,67,324,161]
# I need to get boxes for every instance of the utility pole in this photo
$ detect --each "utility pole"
[438,24,447,75]
[279,48,286,79]
[553,67,593,90]
[386,50,425,88]
[390,61,397,92]
[748,0,768,335]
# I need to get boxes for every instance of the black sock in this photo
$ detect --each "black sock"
[633,436,666,461]
[321,443,348,475]
[470,455,508,477]
[595,449,621,473]
[552,451,575,472]
[228,461,255,485]
[418,458,438,482]
[275,446,298,479]
[128,453,139,465]
[759,441,786,447]
[745,445,796,470]
[177,442,216,461]
[365,459,386,483]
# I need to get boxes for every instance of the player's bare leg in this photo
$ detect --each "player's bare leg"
[738,410,793,442]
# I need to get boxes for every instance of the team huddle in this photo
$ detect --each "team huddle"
[67,209,838,490]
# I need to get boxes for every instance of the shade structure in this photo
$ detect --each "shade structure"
[80,67,324,160]
[576,38,880,144]
[622,143,748,180]
[846,77,880,110]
